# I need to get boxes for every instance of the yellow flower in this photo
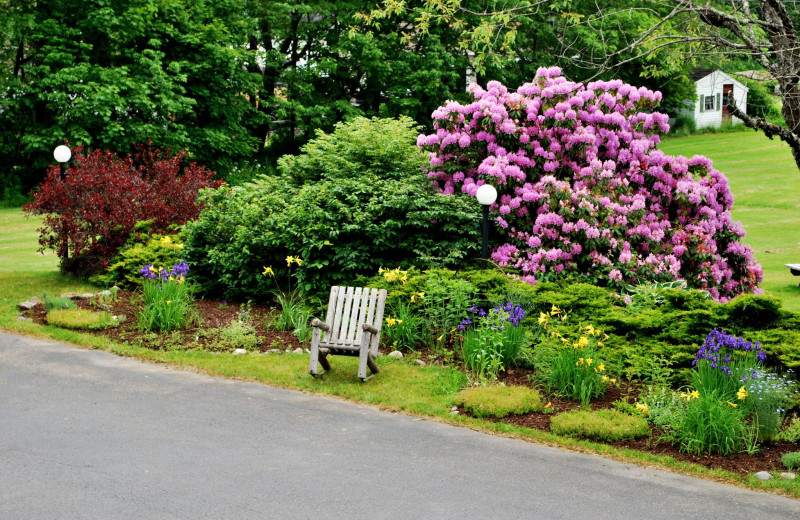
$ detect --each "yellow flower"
[635,403,649,415]
[411,291,425,302]
[386,317,398,327]
[160,236,172,245]
[286,256,295,266]
[544,402,552,409]
[378,267,385,274]
[550,304,560,316]
[690,390,699,399]
[577,336,589,348]
[177,275,184,284]
[561,313,568,321]
[166,300,172,305]
[610,378,617,384]
[727,401,738,408]
[597,363,605,372]
[602,375,609,382]
[583,324,595,336]
[262,266,274,276]
[168,276,174,282]
[538,312,549,325]
[737,386,749,401]
[585,358,592,365]
[149,266,157,273]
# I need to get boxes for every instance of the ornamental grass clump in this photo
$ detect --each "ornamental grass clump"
[458,302,527,383]
[534,306,609,406]
[138,260,194,332]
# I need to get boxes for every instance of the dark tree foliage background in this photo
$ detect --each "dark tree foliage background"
[1,0,705,197]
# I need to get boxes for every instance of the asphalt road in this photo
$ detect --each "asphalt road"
[2,331,800,519]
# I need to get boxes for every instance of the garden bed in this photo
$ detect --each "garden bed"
[21,292,800,479]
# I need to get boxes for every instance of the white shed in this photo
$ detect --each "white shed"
[680,69,748,128]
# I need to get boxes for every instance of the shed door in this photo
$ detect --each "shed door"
[722,84,733,116]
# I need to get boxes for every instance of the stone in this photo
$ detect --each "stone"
[451,406,458,411]
[264,349,282,354]
[292,348,303,354]
[233,349,247,355]
[304,348,310,354]
[754,471,772,481]
[414,359,427,367]
[17,315,29,321]
[449,410,459,415]
[97,290,113,298]
[17,296,41,311]
[388,350,403,359]
[78,293,95,300]
[780,472,797,480]
[59,292,79,299]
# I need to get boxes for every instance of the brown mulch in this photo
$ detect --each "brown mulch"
[22,292,800,478]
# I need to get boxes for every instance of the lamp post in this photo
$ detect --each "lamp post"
[476,184,497,270]
[54,145,71,180]
[53,145,72,261]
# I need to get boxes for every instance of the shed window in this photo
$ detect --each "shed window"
[704,95,715,111]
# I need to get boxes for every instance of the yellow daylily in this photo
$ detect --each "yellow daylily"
[690,390,699,399]
[160,236,172,245]
[166,300,172,305]
[635,403,649,415]
[576,336,589,348]
[727,401,738,408]
[411,291,425,302]
[550,304,560,316]
[544,402,552,409]
[597,363,605,372]
[538,312,549,325]
[737,386,749,401]
[262,266,275,276]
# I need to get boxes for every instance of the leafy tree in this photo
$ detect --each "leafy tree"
[0,0,264,191]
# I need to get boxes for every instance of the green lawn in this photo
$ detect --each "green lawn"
[660,131,800,312]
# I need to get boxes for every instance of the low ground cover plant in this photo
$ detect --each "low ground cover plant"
[550,409,650,442]
[782,452,800,470]
[454,385,542,418]
[43,294,76,312]
[47,308,123,330]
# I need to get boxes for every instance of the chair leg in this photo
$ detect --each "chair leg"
[309,328,324,377]
[319,349,331,371]
[358,333,379,382]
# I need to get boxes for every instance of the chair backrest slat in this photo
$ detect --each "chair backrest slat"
[328,286,349,344]
[344,287,363,344]
[337,286,358,344]
[322,286,340,343]
[353,287,372,345]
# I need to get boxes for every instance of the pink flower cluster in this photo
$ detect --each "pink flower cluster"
[419,68,762,301]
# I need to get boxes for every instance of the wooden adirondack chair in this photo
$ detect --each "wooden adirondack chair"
[309,286,387,382]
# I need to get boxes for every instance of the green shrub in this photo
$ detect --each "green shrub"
[92,232,185,289]
[778,415,800,443]
[454,385,542,418]
[550,409,650,442]
[43,294,77,312]
[383,300,424,350]
[183,117,480,300]
[47,309,124,330]
[781,452,800,470]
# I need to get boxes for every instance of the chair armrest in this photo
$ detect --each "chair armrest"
[312,319,331,332]
[362,323,379,335]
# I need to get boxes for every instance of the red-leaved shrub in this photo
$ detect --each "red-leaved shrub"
[24,143,222,275]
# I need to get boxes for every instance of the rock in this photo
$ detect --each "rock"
[451,406,458,411]
[414,359,427,367]
[449,410,459,415]
[233,349,248,355]
[97,290,113,298]
[17,316,29,322]
[780,472,797,480]
[17,296,41,311]
[264,349,282,355]
[78,293,94,300]
[388,350,403,359]
[292,347,303,354]
[59,292,79,299]
[304,348,310,354]
[755,471,772,481]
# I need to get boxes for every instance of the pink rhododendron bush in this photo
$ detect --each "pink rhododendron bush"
[419,67,762,302]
